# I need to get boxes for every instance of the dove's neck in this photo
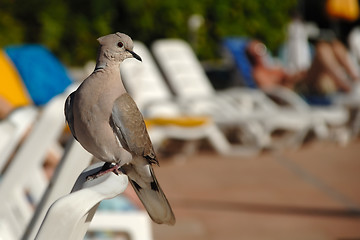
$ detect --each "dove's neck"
[91,48,127,94]
[96,56,117,71]
[95,47,123,71]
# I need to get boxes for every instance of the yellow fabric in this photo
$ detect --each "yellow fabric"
[326,0,359,21]
[0,50,31,107]
[145,116,210,128]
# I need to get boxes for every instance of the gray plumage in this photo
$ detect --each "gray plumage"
[64,32,175,225]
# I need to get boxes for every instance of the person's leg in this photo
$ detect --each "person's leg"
[303,43,327,93]
[331,39,360,81]
[310,41,352,92]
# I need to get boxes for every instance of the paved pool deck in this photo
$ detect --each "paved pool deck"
[151,140,360,240]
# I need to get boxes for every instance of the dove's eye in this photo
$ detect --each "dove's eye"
[117,42,124,48]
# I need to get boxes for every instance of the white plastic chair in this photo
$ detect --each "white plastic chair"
[35,163,130,240]
[88,211,153,240]
[0,83,93,239]
[0,52,154,239]
[0,91,153,240]
[0,92,70,240]
[121,41,263,155]
[33,161,152,240]
[121,42,179,118]
[264,86,350,143]
[174,36,349,143]
[348,27,360,71]
[151,39,312,148]
[22,139,94,240]
[0,106,38,173]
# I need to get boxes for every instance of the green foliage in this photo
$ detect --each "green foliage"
[0,0,297,65]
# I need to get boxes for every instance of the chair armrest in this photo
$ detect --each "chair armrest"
[35,163,128,240]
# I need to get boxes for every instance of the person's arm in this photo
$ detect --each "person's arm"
[253,66,289,89]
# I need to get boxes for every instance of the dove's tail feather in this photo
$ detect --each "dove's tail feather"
[125,163,175,225]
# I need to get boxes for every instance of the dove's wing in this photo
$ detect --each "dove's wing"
[64,91,78,140]
[110,93,175,225]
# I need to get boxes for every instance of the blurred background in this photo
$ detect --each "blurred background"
[0,0,298,65]
[1,0,360,239]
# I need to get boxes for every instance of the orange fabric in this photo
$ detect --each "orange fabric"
[326,0,359,21]
[0,50,31,107]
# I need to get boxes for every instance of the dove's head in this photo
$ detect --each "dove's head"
[97,32,142,63]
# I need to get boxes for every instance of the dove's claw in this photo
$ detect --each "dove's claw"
[86,162,121,181]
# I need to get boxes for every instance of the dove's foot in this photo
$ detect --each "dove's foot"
[86,162,121,181]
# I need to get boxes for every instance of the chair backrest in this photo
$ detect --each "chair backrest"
[4,45,73,106]
[0,165,48,240]
[0,50,31,107]
[0,93,68,240]
[222,37,257,88]
[0,107,38,173]
[0,44,77,173]
[152,39,215,98]
[349,27,360,68]
[121,41,180,117]
[23,139,93,240]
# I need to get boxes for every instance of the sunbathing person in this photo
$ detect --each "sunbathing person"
[245,39,359,98]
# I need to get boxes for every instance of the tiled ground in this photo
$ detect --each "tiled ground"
[151,140,360,240]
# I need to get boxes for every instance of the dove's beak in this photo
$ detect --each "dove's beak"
[127,50,142,62]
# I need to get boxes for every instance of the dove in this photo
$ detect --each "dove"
[64,32,175,225]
